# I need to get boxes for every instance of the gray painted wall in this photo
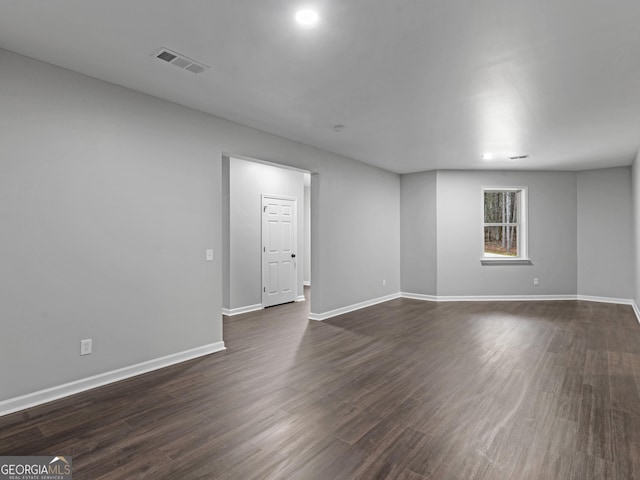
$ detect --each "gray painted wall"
[436,171,578,296]
[577,167,633,299]
[304,183,311,285]
[0,49,401,401]
[401,169,634,299]
[310,159,401,312]
[228,158,304,309]
[633,152,640,307]
[1,49,223,401]
[400,171,437,295]
[222,157,231,311]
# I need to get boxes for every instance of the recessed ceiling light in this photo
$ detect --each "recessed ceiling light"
[482,153,494,160]
[295,9,319,26]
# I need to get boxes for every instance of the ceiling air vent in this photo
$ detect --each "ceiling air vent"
[154,48,209,74]
[509,155,529,160]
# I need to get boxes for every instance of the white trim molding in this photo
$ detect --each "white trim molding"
[0,342,226,417]
[401,292,635,303]
[401,292,636,305]
[400,292,438,302]
[309,292,637,322]
[482,186,528,262]
[432,294,577,302]
[303,281,311,286]
[632,301,640,324]
[296,295,306,302]
[576,295,635,305]
[309,293,402,321]
[222,304,263,316]
[480,259,533,266]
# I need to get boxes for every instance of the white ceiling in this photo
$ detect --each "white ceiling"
[2,0,640,174]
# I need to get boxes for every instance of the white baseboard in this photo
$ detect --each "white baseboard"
[309,293,401,321]
[432,294,577,302]
[0,341,226,417]
[401,292,438,302]
[632,301,640,324]
[222,304,263,316]
[308,292,637,323]
[303,281,311,286]
[576,295,634,305]
[296,295,306,302]
[402,292,577,302]
[401,292,636,306]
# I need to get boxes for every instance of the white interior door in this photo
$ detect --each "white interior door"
[262,195,297,307]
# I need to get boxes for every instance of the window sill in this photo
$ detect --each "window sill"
[480,258,533,266]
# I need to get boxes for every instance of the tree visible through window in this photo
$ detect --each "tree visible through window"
[483,189,523,257]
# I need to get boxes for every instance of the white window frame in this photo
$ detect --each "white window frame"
[481,186,532,266]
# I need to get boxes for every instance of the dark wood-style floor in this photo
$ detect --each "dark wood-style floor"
[2,291,640,479]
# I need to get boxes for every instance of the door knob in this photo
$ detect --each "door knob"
[291,254,296,258]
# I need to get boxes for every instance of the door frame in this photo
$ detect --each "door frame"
[261,194,298,308]
[222,153,314,317]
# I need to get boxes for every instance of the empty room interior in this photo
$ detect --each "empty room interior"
[2,1,640,479]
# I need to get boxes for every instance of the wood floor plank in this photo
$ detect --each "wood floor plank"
[609,374,640,417]
[570,452,617,480]
[576,383,614,462]
[1,291,639,479]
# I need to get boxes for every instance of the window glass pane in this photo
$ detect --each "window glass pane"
[484,191,518,223]
[507,191,518,223]
[484,192,502,223]
[484,226,518,256]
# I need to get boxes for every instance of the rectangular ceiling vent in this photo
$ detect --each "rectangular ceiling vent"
[154,48,209,74]
[509,155,529,160]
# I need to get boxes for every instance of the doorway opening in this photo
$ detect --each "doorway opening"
[222,155,312,315]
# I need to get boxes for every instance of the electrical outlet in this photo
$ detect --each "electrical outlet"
[382,279,386,286]
[533,278,539,286]
[80,339,92,356]
[206,249,214,261]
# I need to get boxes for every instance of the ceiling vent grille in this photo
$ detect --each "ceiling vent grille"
[154,48,209,74]
[509,155,529,160]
